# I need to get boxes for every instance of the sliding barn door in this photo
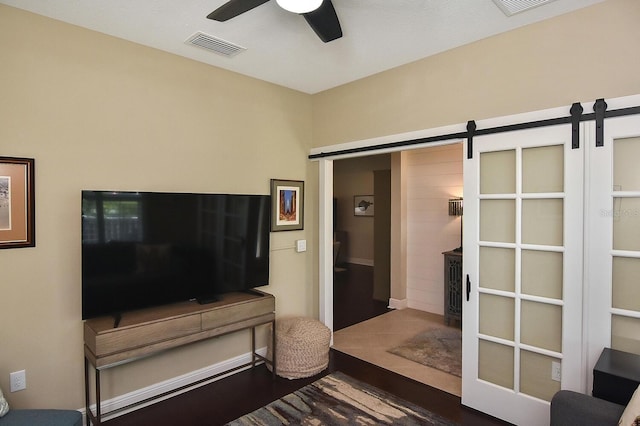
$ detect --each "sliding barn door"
[587,115,640,391]
[462,124,584,425]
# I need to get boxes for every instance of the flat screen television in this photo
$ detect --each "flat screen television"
[81,190,271,320]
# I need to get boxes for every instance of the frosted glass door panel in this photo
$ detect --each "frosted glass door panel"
[522,199,563,246]
[614,137,640,191]
[521,301,562,352]
[480,200,515,243]
[479,294,514,341]
[612,315,640,354]
[612,256,640,311]
[478,340,514,390]
[522,145,564,193]
[521,250,563,299]
[479,247,515,292]
[480,150,516,194]
[612,197,640,251]
[520,351,562,402]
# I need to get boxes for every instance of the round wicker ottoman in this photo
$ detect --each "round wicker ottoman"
[267,317,331,379]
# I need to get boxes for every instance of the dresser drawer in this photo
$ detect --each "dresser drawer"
[87,314,201,357]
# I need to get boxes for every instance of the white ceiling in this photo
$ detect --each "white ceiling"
[2,0,604,94]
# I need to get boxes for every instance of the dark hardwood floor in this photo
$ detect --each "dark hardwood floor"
[333,263,391,330]
[103,264,508,425]
[104,350,506,426]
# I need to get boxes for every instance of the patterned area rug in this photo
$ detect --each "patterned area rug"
[226,372,454,425]
[388,327,462,377]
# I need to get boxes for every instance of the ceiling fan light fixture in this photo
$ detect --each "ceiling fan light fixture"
[275,0,323,14]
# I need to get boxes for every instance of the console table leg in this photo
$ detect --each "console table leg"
[95,368,101,425]
[251,327,256,367]
[84,357,90,426]
[84,358,102,425]
[271,319,276,378]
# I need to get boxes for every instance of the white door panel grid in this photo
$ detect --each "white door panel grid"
[463,124,584,426]
[586,115,640,393]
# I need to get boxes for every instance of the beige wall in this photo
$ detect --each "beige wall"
[0,5,315,410]
[312,0,640,148]
[2,0,640,413]
[333,155,390,264]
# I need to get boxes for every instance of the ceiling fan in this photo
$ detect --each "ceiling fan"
[207,0,343,43]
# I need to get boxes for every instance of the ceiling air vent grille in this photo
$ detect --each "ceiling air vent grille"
[185,32,246,57]
[492,0,557,16]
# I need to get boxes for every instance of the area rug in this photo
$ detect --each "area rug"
[388,327,462,377]
[226,371,454,425]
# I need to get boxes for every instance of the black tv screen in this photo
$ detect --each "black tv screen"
[81,190,271,320]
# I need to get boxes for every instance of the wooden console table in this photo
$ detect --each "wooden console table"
[83,290,275,425]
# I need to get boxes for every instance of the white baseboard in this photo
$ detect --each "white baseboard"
[388,298,408,310]
[81,347,267,423]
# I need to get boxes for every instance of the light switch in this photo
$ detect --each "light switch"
[296,239,307,252]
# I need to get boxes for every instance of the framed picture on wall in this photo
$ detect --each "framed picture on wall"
[270,179,304,232]
[354,195,374,217]
[0,157,35,249]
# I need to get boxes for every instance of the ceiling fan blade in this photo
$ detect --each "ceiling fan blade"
[207,0,270,21]
[303,0,342,43]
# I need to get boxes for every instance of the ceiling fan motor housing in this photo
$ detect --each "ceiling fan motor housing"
[276,0,323,14]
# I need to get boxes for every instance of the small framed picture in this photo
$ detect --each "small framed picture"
[0,157,35,249]
[354,195,374,217]
[270,179,304,232]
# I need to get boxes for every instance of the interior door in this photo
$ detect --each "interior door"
[586,115,640,391]
[462,124,584,425]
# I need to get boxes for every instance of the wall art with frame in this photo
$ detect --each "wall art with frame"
[270,179,304,232]
[354,195,374,217]
[0,157,35,249]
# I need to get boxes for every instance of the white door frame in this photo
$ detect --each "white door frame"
[318,158,334,330]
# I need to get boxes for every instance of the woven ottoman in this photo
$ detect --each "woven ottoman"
[268,317,331,379]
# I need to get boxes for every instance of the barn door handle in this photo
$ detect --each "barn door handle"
[466,274,471,302]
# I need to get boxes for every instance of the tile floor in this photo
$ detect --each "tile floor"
[331,308,462,397]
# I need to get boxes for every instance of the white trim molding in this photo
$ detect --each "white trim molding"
[388,298,408,310]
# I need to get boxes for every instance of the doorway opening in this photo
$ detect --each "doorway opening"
[328,143,463,395]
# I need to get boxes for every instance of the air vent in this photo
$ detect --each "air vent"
[492,0,557,16]
[185,32,246,58]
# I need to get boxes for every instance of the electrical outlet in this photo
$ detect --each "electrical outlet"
[10,370,26,392]
[551,361,561,382]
